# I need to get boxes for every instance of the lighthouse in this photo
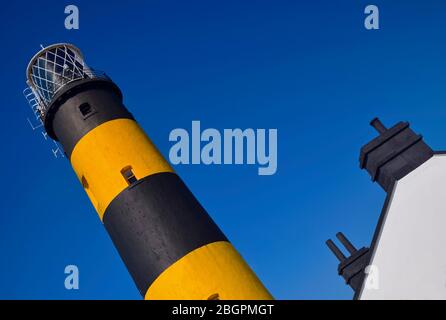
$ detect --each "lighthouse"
[25,43,272,300]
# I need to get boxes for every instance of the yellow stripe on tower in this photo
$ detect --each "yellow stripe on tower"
[70,118,173,219]
[145,241,273,300]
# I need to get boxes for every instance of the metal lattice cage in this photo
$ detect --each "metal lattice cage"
[25,43,109,119]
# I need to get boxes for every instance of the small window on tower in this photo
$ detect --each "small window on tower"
[81,175,98,209]
[79,103,93,117]
[81,176,89,189]
[207,293,220,300]
[121,166,138,185]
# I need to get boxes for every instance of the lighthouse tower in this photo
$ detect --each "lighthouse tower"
[25,43,272,300]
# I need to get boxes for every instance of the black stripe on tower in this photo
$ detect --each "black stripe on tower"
[43,78,134,158]
[102,172,228,296]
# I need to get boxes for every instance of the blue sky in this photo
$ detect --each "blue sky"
[1,0,446,299]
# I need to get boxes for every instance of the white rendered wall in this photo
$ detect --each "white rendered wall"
[360,154,446,299]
